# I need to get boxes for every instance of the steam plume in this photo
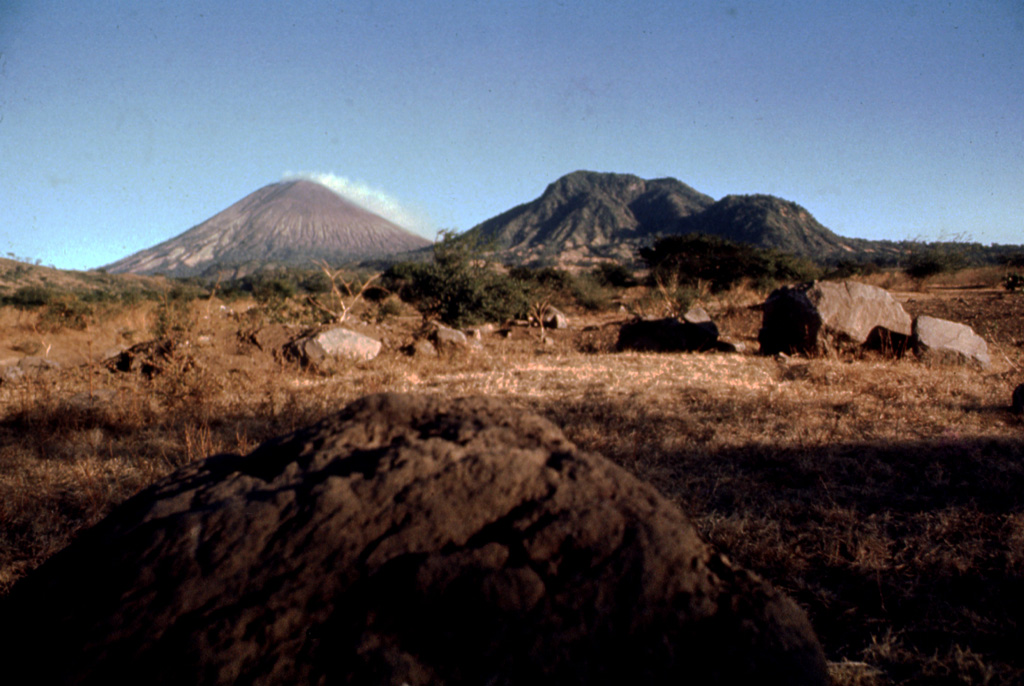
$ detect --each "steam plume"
[282,172,433,237]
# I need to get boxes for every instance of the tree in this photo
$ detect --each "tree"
[383,231,530,328]
[639,233,818,293]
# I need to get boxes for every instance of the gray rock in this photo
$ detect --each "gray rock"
[406,338,438,357]
[617,316,719,352]
[465,323,497,338]
[542,306,570,330]
[758,280,912,355]
[430,323,470,351]
[62,389,120,413]
[682,305,713,325]
[292,326,381,365]
[1013,384,1024,414]
[0,393,829,686]
[715,338,747,354]
[912,315,990,368]
[17,355,62,372]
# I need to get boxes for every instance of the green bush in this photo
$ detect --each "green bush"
[383,232,530,328]
[6,285,58,310]
[591,262,637,288]
[639,234,819,293]
[905,246,967,279]
[39,295,92,332]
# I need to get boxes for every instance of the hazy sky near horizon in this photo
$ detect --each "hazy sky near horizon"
[2,0,1022,270]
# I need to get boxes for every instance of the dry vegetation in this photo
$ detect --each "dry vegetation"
[1,278,1022,685]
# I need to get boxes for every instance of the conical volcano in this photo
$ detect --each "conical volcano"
[105,180,432,277]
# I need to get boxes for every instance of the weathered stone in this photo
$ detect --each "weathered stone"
[406,338,438,357]
[682,305,713,325]
[62,389,120,413]
[543,306,570,330]
[0,393,829,686]
[465,323,497,338]
[1013,384,1024,414]
[912,315,990,368]
[617,316,719,352]
[106,339,180,377]
[17,355,62,372]
[758,280,912,355]
[715,338,747,354]
[292,326,381,365]
[430,323,469,351]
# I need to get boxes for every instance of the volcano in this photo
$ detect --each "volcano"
[104,180,432,277]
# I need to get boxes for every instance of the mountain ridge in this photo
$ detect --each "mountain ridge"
[464,171,869,266]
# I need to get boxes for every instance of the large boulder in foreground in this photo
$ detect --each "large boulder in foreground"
[912,315,990,368]
[759,280,912,355]
[0,393,828,686]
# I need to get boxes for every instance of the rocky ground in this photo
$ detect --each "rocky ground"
[0,284,1022,684]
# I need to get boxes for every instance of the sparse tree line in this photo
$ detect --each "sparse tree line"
[1,233,1022,333]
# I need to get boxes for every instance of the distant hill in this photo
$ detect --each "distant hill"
[681,194,855,258]
[462,171,902,267]
[0,257,168,298]
[464,171,714,265]
[105,180,432,278]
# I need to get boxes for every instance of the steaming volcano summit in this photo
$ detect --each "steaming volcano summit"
[104,180,432,277]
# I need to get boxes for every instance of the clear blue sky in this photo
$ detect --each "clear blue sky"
[2,1,1022,270]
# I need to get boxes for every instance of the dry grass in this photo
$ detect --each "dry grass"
[1,287,1023,684]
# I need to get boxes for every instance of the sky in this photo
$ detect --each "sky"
[1,0,1022,271]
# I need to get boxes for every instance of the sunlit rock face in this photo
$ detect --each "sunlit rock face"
[105,179,431,277]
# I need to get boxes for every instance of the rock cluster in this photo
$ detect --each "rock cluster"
[758,280,912,355]
[0,393,829,686]
[758,280,990,367]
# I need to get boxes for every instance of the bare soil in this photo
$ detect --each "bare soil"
[1,285,1022,685]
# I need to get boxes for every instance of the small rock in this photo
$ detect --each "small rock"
[716,339,747,354]
[291,327,382,366]
[543,306,570,330]
[406,339,438,357]
[18,356,61,372]
[430,324,469,351]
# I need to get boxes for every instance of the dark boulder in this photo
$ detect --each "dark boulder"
[617,315,719,352]
[105,339,186,378]
[0,393,829,686]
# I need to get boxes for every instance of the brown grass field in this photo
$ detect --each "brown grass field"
[1,275,1022,684]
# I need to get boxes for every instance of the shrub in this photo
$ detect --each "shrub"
[639,234,819,293]
[905,246,967,280]
[39,295,92,332]
[383,231,530,328]
[6,285,58,310]
[591,262,637,288]
[1005,272,1024,292]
